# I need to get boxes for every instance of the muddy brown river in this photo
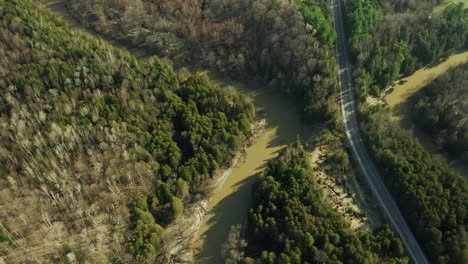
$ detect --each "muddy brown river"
[385,50,468,178]
[385,51,468,118]
[39,1,468,260]
[44,1,316,261]
[194,75,307,264]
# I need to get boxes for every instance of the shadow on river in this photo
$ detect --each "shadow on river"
[385,51,468,179]
[194,74,321,264]
[42,2,323,262]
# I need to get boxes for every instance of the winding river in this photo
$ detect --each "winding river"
[385,50,468,178]
[43,1,311,262]
[39,2,468,262]
[36,1,468,263]
[385,51,468,119]
[194,74,309,264]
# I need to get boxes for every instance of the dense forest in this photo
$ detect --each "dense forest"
[2,0,466,263]
[64,0,339,121]
[232,141,407,264]
[342,0,467,98]
[340,2,468,262]
[412,62,468,160]
[0,0,254,262]
[360,106,468,264]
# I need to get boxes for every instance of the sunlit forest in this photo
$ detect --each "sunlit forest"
[0,0,253,262]
[342,1,468,263]
[0,0,467,263]
[236,141,407,264]
[360,105,467,264]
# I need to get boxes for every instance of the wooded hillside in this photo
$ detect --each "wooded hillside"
[0,0,253,262]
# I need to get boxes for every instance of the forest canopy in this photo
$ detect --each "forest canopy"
[240,141,408,264]
[0,0,254,262]
[412,62,468,160]
[360,106,468,264]
[341,2,468,263]
[342,0,467,97]
[65,0,339,121]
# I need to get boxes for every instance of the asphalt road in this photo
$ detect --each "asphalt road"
[330,0,430,263]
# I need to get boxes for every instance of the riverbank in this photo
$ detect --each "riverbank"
[193,74,318,264]
[383,50,468,178]
[41,2,269,262]
[41,2,370,263]
[41,3,300,263]
[160,116,266,263]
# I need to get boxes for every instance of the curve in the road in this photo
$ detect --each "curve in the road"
[330,0,430,263]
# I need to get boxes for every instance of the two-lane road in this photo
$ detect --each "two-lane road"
[330,0,429,263]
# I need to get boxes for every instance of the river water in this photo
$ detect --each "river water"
[385,50,468,178]
[44,1,313,261]
[385,51,468,118]
[194,74,308,264]
[41,1,468,261]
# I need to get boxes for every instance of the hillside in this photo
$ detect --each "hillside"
[3,0,466,263]
[0,0,254,262]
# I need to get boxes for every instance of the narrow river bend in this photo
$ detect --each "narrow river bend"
[42,2,310,262]
[194,75,307,264]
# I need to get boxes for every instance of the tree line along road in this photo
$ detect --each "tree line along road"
[330,0,430,263]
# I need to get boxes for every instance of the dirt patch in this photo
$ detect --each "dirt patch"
[309,133,384,231]
[366,95,385,106]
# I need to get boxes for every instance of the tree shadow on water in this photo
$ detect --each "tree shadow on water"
[250,89,303,149]
[194,175,258,264]
[195,75,326,264]
[391,90,423,130]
